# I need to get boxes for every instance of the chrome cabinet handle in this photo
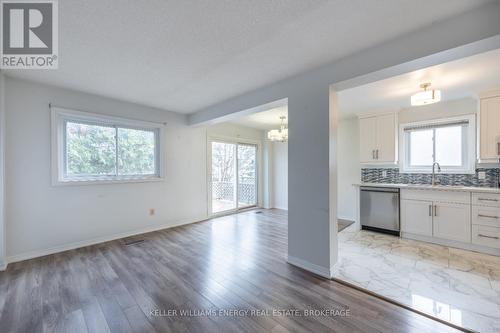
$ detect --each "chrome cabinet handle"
[478,234,500,240]
[478,198,499,202]
[433,205,437,217]
[497,142,500,155]
[372,150,375,159]
[428,205,432,217]
[376,149,379,159]
[478,214,499,219]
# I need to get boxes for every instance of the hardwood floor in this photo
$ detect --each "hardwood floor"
[0,209,462,333]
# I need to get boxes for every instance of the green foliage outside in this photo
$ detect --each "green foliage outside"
[66,122,155,177]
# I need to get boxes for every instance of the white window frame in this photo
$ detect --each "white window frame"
[206,135,261,217]
[399,115,476,174]
[51,107,166,185]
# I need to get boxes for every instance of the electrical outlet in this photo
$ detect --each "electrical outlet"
[382,170,388,178]
[478,171,486,180]
[149,208,155,216]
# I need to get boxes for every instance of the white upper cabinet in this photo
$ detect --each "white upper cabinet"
[359,116,377,163]
[479,90,500,163]
[359,113,397,164]
[376,114,397,163]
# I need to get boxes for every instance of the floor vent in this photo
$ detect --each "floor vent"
[255,211,263,214]
[123,239,145,246]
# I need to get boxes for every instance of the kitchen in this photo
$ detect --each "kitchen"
[335,47,500,333]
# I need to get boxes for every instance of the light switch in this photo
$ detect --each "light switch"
[478,171,486,180]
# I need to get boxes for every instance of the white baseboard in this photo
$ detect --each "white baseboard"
[6,215,208,265]
[337,215,355,221]
[273,206,288,211]
[402,232,500,256]
[287,255,332,279]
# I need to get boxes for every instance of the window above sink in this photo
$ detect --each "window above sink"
[400,115,476,174]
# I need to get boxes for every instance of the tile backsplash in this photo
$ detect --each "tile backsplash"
[361,168,500,188]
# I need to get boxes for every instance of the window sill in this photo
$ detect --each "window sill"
[52,176,164,187]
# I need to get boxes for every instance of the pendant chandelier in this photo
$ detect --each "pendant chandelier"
[267,116,288,142]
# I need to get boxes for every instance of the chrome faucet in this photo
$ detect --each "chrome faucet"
[432,162,441,186]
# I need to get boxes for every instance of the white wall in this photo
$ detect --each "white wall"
[398,97,477,124]
[4,77,208,261]
[261,136,272,209]
[337,118,360,221]
[272,142,288,210]
[207,122,264,141]
[0,73,5,269]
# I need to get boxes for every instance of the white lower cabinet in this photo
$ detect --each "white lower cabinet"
[398,189,500,255]
[472,225,500,249]
[400,189,472,244]
[401,199,433,236]
[432,202,471,243]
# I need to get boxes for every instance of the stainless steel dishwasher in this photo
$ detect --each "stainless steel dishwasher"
[360,186,400,236]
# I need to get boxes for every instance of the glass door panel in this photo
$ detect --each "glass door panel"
[211,142,237,214]
[237,144,257,208]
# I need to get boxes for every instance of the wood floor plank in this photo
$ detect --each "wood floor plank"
[55,309,88,333]
[0,209,464,333]
[81,297,112,333]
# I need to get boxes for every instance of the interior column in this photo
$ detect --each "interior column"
[287,82,338,277]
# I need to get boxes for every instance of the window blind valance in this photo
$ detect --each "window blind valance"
[403,119,469,132]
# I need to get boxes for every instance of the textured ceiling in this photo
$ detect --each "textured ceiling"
[3,0,492,113]
[338,48,500,118]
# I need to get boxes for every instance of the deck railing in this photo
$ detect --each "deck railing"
[212,180,256,205]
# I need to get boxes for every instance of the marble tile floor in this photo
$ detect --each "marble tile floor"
[333,224,500,333]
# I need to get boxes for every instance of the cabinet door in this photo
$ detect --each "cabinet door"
[480,97,500,160]
[401,199,433,236]
[359,117,377,163]
[376,114,396,163]
[432,202,471,243]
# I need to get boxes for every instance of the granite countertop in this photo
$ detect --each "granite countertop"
[355,182,500,194]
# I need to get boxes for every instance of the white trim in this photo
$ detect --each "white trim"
[0,261,6,271]
[6,215,208,265]
[399,114,476,174]
[273,206,288,211]
[287,255,333,279]
[51,106,166,186]
[357,110,398,119]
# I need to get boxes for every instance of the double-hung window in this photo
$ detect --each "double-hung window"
[52,107,165,184]
[400,115,475,174]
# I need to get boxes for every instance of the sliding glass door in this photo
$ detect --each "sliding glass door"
[237,144,257,209]
[211,141,237,214]
[210,141,257,215]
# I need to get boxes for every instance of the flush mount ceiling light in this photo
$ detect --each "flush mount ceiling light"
[267,116,288,142]
[411,83,442,106]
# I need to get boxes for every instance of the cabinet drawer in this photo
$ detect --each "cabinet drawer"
[472,225,500,249]
[401,189,470,204]
[472,206,500,227]
[472,193,500,207]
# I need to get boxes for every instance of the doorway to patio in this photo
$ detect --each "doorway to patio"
[209,140,258,215]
